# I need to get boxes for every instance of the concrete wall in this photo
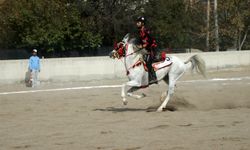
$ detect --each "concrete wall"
[0,51,250,84]
[174,50,250,70]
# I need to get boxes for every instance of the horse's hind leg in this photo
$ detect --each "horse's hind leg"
[157,78,174,112]
[157,71,185,112]
[163,74,169,85]
[159,76,169,102]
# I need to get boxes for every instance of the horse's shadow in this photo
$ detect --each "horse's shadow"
[93,106,177,113]
[94,107,147,112]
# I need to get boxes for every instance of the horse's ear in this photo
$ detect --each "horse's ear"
[122,33,130,43]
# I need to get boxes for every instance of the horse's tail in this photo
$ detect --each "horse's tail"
[185,55,207,78]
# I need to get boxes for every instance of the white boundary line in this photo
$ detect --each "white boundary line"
[181,76,250,83]
[0,77,249,95]
[0,85,122,95]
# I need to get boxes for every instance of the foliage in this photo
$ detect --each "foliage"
[0,0,103,55]
[0,0,249,57]
[218,0,250,50]
[145,0,213,51]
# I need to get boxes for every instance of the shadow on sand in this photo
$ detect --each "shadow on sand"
[94,107,147,113]
[94,106,177,113]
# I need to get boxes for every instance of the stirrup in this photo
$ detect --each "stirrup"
[149,79,158,84]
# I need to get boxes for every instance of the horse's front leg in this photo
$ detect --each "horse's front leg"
[121,83,128,105]
[127,87,146,99]
[121,80,145,105]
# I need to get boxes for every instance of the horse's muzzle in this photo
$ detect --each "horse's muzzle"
[109,50,116,59]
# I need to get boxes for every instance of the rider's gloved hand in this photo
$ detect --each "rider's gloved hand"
[117,42,124,48]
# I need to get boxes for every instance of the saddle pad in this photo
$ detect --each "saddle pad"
[152,57,172,71]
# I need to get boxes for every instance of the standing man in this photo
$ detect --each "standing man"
[29,49,40,87]
[136,16,158,84]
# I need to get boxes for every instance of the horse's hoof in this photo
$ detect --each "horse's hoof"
[156,107,163,112]
[142,93,146,97]
[123,101,128,105]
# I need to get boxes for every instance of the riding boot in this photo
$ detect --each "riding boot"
[147,61,158,84]
[149,67,158,84]
[144,54,158,84]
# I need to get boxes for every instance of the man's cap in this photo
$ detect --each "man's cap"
[33,49,37,53]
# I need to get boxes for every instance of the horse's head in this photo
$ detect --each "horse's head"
[109,42,125,59]
[109,34,130,59]
[109,33,146,59]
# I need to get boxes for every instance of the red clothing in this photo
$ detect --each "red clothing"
[139,26,157,50]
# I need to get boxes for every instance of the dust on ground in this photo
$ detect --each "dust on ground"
[0,68,250,150]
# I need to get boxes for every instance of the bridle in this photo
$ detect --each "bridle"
[113,42,145,59]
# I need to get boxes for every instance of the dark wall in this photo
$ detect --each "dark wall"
[0,49,30,60]
[0,47,113,60]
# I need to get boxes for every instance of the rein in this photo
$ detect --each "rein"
[115,43,144,58]
[125,46,144,57]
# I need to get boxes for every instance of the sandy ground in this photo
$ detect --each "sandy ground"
[0,68,250,150]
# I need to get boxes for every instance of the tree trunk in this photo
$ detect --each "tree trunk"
[238,30,241,51]
[239,29,248,50]
[206,0,210,51]
[234,29,238,50]
[214,0,219,51]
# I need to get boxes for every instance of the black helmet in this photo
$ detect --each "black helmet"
[136,16,146,23]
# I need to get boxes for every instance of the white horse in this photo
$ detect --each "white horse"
[110,34,206,112]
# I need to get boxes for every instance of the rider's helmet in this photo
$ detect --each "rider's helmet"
[136,16,146,24]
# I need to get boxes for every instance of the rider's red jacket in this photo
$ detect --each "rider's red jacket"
[139,26,157,51]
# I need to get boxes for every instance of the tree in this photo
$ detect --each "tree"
[1,0,249,57]
[77,0,145,46]
[218,0,250,50]
[0,0,103,56]
[144,0,206,50]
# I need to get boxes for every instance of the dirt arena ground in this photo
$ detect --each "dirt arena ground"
[0,68,250,150]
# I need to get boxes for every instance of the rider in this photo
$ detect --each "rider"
[136,16,158,84]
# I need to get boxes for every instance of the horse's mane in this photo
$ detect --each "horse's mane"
[128,38,140,45]
[127,38,148,56]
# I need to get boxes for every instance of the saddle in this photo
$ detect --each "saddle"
[152,56,172,71]
[152,50,172,71]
